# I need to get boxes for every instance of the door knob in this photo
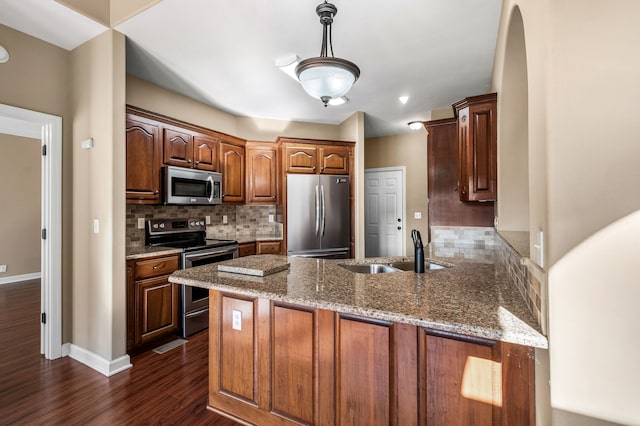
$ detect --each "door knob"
[397,226,402,230]
[397,218,401,222]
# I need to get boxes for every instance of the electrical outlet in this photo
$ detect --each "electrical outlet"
[205,215,211,225]
[414,212,422,219]
[268,214,274,223]
[222,215,228,224]
[93,219,100,234]
[137,218,145,229]
[0,264,6,273]
[232,310,242,331]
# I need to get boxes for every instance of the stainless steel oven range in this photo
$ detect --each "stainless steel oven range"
[146,218,238,338]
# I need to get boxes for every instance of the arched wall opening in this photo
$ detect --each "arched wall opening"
[497,7,530,237]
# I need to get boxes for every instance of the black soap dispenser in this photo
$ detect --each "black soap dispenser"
[411,229,425,273]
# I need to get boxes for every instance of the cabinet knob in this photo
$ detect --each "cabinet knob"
[272,195,276,200]
[188,159,192,163]
[195,160,199,165]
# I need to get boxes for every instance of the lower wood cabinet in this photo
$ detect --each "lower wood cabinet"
[238,242,256,257]
[257,240,282,255]
[126,254,180,354]
[208,291,535,425]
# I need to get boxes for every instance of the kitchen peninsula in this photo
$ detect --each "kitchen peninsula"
[169,251,546,425]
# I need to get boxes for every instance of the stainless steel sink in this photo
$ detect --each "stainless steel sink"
[387,261,447,271]
[339,263,399,274]
[340,260,449,274]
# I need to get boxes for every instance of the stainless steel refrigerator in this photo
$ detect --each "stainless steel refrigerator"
[287,174,351,258]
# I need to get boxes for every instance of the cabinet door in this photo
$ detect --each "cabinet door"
[284,144,317,173]
[193,135,218,171]
[135,275,179,346]
[246,145,278,204]
[458,100,497,202]
[126,116,161,204]
[421,330,501,426]
[319,146,350,174]
[256,240,281,255]
[220,142,245,204]
[238,242,256,257]
[163,127,193,168]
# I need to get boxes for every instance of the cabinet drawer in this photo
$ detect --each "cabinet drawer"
[134,255,179,280]
[257,241,282,255]
[238,243,256,257]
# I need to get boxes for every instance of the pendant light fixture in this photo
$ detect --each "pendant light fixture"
[295,1,360,107]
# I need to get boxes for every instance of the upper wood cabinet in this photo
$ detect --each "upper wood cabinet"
[163,127,193,168]
[164,127,219,171]
[319,145,350,174]
[246,141,278,204]
[126,114,162,204]
[280,138,352,175]
[219,140,245,204]
[193,134,218,171]
[453,93,497,202]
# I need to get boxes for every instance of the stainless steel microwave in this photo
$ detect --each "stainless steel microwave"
[164,166,222,205]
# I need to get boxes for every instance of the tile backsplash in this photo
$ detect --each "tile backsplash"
[430,225,546,333]
[126,204,282,249]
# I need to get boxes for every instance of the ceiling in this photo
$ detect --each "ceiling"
[0,0,502,138]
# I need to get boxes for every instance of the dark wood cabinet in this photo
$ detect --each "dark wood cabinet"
[207,291,535,425]
[238,242,256,257]
[193,134,218,171]
[256,240,282,255]
[319,146,350,174]
[163,127,193,168]
[127,254,180,354]
[281,139,352,175]
[246,141,278,204]
[425,118,494,234]
[283,143,318,174]
[219,141,245,204]
[453,93,497,202]
[126,115,162,204]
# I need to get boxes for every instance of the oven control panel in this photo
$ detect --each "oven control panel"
[147,218,206,235]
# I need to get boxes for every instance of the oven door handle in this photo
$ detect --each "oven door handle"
[183,248,238,261]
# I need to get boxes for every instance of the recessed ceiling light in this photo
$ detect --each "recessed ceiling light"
[399,96,409,104]
[328,96,348,106]
[408,121,423,130]
[0,45,9,64]
[275,54,301,81]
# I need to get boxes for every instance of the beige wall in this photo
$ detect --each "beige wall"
[127,75,346,142]
[492,1,640,424]
[0,23,73,341]
[365,131,428,252]
[71,30,127,360]
[0,134,41,278]
[339,112,365,257]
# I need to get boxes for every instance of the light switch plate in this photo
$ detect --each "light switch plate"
[232,310,242,331]
[205,215,211,225]
[93,219,100,234]
[137,218,145,229]
[268,214,274,223]
[414,212,422,219]
[0,264,6,273]
[222,215,228,225]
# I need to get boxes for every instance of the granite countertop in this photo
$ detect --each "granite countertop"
[169,250,548,349]
[126,246,183,260]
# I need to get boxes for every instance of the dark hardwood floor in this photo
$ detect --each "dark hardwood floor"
[0,280,239,425]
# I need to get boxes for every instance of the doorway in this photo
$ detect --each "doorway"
[0,104,62,359]
[364,167,406,257]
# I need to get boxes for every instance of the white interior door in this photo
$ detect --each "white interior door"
[364,168,405,257]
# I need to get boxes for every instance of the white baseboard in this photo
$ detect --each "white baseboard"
[67,344,132,377]
[0,272,41,285]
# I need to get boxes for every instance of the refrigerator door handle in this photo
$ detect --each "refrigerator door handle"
[315,184,321,237]
[320,184,326,237]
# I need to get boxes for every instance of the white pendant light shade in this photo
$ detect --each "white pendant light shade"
[296,58,358,103]
[294,1,360,106]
